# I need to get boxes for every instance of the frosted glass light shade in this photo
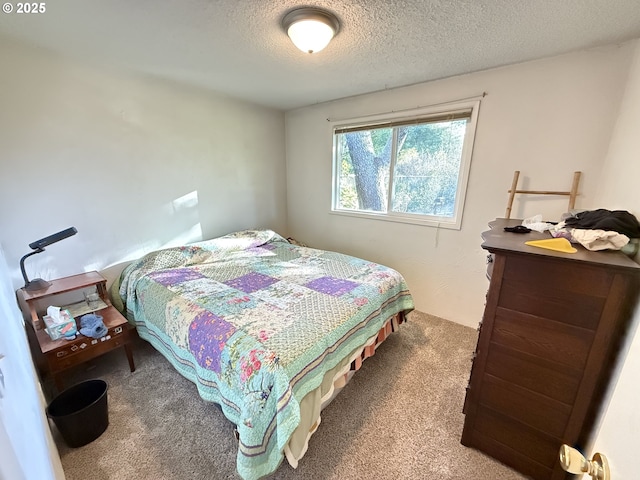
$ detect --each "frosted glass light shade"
[282,7,340,54]
[287,20,335,53]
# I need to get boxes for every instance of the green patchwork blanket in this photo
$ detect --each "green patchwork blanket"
[115,230,414,479]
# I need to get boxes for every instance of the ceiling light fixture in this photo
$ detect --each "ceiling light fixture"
[282,7,340,54]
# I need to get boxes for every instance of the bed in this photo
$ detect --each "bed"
[112,229,414,479]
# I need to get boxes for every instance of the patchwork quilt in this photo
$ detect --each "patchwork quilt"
[117,230,414,479]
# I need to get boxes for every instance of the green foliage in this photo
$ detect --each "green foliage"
[392,120,466,216]
[336,118,468,216]
[339,136,353,175]
[370,128,391,153]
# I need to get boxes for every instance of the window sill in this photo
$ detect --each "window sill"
[329,209,462,230]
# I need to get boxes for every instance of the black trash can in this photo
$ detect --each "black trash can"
[47,379,109,448]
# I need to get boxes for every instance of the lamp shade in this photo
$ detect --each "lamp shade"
[282,7,340,54]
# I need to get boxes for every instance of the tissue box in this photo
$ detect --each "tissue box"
[43,309,77,340]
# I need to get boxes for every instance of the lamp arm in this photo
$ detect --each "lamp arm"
[20,248,44,286]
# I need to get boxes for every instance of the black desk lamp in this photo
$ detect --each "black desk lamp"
[20,227,78,291]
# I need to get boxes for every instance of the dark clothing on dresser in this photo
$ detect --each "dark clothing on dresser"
[564,209,640,238]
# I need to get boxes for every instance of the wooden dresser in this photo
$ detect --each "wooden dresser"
[461,218,639,480]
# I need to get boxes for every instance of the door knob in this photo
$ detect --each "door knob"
[559,445,609,480]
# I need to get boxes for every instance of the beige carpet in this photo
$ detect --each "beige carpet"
[50,311,526,479]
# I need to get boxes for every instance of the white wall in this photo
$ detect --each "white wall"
[589,40,640,479]
[285,43,635,327]
[0,245,64,480]
[0,37,287,290]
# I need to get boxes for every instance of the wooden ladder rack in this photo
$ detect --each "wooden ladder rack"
[505,171,581,219]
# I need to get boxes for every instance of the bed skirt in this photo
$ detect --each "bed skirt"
[283,311,407,467]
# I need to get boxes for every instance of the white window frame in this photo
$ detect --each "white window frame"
[330,99,481,230]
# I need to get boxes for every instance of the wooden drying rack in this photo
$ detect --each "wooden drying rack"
[505,171,581,219]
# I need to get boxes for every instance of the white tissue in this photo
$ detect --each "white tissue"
[522,214,554,233]
[46,305,61,321]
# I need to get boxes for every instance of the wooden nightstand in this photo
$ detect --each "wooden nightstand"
[17,271,135,391]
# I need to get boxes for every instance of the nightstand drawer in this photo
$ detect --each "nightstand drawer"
[47,329,129,372]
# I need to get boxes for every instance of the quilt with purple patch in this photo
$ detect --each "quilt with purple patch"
[116,229,414,480]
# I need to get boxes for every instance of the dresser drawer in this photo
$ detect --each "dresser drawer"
[478,374,571,437]
[498,282,605,330]
[502,254,614,297]
[500,256,612,330]
[492,308,593,369]
[485,344,581,405]
[473,405,559,469]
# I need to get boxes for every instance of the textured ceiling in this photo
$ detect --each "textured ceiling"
[1,0,640,110]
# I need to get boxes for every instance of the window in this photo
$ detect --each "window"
[331,100,480,229]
